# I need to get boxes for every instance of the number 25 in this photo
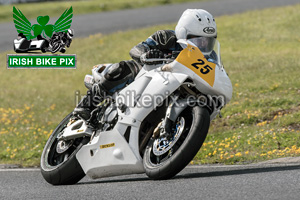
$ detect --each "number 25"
[191,59,213,74]
[200,65,213,74]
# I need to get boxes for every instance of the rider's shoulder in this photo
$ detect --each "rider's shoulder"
[148,30,177,49]
[152,30,176,39]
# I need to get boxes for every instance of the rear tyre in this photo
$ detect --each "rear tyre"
[41,42,47,53]
[143,106,210,180]
[40,113,89,185]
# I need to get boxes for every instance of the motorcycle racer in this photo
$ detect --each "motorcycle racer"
[74,9,218,120]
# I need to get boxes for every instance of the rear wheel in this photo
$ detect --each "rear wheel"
[40,113,89,185]
[143,106,210,179]
[41,43,47,53]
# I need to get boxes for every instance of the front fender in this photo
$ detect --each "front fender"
[166,98,212,122]
[165,93,223,124]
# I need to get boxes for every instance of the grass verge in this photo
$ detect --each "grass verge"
[0,0,204,23]
[0,4,299,167]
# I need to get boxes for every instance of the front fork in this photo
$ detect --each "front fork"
[158,93,222,138]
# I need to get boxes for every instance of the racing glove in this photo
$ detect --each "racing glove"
[146,49,164,59]
[141,49,164,64]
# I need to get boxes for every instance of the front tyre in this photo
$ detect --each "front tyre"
[40,113,89,185]
[50,43,61,53]
[143,106,210,180]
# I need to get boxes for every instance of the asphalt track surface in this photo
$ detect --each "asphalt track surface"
[1,0,300,52]
[1,163,300,200]
[2,1,300,199]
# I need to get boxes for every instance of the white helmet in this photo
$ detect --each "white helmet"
[175,9,217,55]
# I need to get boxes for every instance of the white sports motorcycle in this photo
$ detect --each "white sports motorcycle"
[40,39,232,185]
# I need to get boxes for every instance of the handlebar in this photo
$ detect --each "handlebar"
[140,53,175,64]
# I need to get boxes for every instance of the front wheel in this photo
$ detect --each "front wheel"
[50,42,61,53]
[40,113,89,185]
[143,106,210,180]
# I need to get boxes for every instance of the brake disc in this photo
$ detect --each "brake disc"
[152,117,185,156]
[56,140,73,154]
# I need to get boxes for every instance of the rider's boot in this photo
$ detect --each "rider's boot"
[73,90,94,120]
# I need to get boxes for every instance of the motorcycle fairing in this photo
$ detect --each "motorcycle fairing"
[76,69,188,179]
[76,39,231,179]
[76,125,145,179]
[171,40,232,104]
[176,43,216,87]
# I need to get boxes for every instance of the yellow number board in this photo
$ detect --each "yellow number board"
[176,44,216,87]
